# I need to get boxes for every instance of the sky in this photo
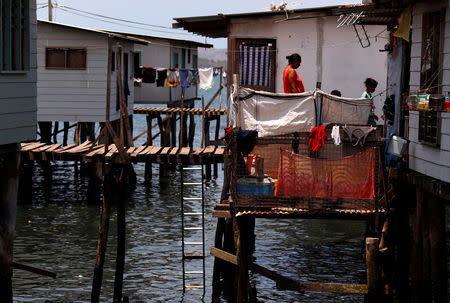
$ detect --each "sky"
[37,0,360,48]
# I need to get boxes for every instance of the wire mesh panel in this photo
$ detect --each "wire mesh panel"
[277,148,375,199]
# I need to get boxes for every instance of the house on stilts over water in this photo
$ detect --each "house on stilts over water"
[0,0,37,301]
[175,1,450,302]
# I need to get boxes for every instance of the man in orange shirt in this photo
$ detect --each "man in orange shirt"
[283,53,305,93]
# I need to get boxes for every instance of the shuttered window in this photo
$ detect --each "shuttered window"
[46,48,87,69]
[0,0,30,71]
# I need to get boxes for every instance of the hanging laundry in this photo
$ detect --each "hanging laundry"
[308,125,326,152]
[191,69,199,85]
[331,125,341,145]
[141,67,156,83]
[342,126,376,147]
[156,68,167,87]
[166,69,180,87]
[179,69,193,88]
[199,67,214,90]
[213,67,220,76]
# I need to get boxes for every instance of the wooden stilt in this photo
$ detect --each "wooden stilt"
[38,122,52,143]
[223,218,236,301]
[144,114,153,184]
[422,192,432,302]
[428,194,446,303]
[213,116,221,178]
[53,121,59,143]
[91,164,114,302]
[212,218,226,302]
[63,122,69,146]
[411,186,424,303]
[0,147,20,302]
[366,237,382,302]
[236,217,250,303]
[188,106,195,149]
[205,117,212,180]
[87,161,103,205]
[18,160,33,204]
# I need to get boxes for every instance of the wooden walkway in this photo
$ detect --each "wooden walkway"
[133,107,226,117]
[20,141,224,164]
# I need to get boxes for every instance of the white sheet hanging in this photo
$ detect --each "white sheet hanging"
[199,67,214,90]
[238,88,316,137]
[317,90,372,125]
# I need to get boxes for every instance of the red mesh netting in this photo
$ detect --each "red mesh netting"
[277,148,375,199]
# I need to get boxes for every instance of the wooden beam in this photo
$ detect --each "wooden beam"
[250,263,369,294]
[13,262,56,279]
[210,247,238,265]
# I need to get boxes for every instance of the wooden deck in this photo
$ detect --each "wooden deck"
[20,141,224,164]
[133,107,226,117]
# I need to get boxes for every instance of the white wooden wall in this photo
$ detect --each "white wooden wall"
[229,15,388,122]
[0,1,37,145]
[408,1,450,183]
[133,40,199,104]
[37,22,134,122]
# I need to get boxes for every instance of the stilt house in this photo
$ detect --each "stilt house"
[174,4,392,122]
[0,0,37,300]
[37,20,148,123]
[106,32,213,105]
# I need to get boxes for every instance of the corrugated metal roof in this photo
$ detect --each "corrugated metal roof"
[236,207,386,217]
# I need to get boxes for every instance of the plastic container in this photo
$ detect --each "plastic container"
[429,94,445,111]
[237,176,275,196]
[387,135,408,157]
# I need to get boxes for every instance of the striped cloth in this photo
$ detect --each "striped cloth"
[239,45,271,87]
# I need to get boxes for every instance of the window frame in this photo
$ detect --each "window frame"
[234,38,277,93]
[0,0,30,72]
[418,111,441,147]
[419,9,445,94]
[45,47,87,70]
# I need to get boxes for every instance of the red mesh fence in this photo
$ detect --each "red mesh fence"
[276,148,376,199]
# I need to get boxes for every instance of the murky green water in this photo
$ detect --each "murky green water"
[13,80,369,302]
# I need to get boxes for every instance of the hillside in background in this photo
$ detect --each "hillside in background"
[198,48,227,70]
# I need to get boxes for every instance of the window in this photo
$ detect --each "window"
[420,10,444,93]
[133,51,141,77]
[1,0,30,71]
[193,54,198,69]
[235,39,276,92]
[418,111,441,146]
[181,48,186,68]
[172,52,179,68]
[46,48,86,69]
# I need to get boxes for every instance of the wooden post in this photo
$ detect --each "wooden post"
[205,117,212,180]
[422,192,432,302]
[233,74,240,128]
[63,122,69,145]
[144,114,153,184]
[411,187,424,303]
[91,164,114,302]
[188,110,195,149]
[201,96,205,148]
[212,218,226,303]
[428,194,446,302]
[53,121,59,143]
[366,237,382,301]
[179,88,185,147]
[113,165,127,302]
[87,161,103,205]
[38,122,52,143]
[0,147,20,302]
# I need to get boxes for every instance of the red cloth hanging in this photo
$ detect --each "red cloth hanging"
[308,126,327,152]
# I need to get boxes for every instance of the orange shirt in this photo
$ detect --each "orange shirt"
[283,65,305,93]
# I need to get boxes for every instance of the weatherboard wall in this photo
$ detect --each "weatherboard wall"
[0,1,37,145]
[407,1,450,183]
[37,22,134,122]
[229,15,388,122]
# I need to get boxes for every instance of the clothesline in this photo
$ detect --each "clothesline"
[134,66,226,90]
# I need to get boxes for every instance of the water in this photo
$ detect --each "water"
[14,78,368,302]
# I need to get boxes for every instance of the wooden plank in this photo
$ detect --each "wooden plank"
[127,147,136,154]
[159,147,171,155]
[210,247,238,265]
[169,147,179,155]
[147,146,162,155]
[214,148,225,155]
[203,145,216,154]
[250,263,369,294]
[192,148,205,156]
[179,147,191,155]
[54,144,76,153]
[131,145,146,157]
[20,142,46,151]
[105,145,117,160]
[45,144,63,153]
[139,146,155,155]
[33,144,58,153]
[212,210,231,218]
[19,142,33,148]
